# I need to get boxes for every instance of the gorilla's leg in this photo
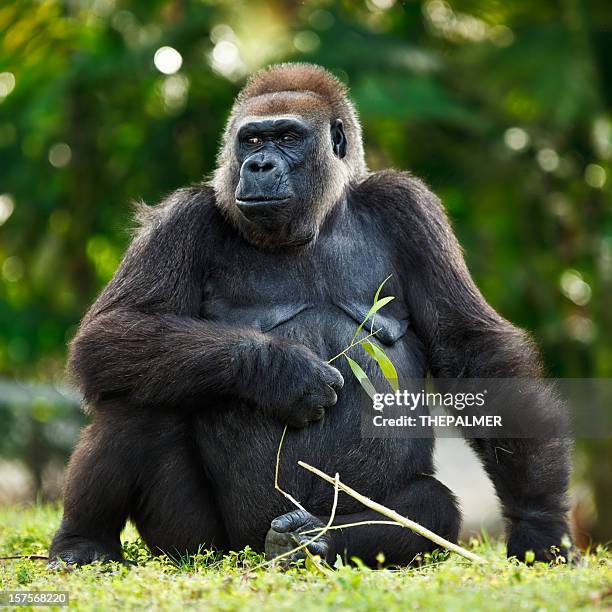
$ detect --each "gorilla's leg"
[50,410,226,566]
[129,431,228,559]
[266,475,461,567]
[49,411,139,566]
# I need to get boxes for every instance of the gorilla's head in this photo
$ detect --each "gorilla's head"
[212,63,367,248]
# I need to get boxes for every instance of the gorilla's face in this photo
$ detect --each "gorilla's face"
[212,83,360,250]
[231,115,347,245]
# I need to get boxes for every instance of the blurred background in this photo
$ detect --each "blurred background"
[0,0,610,545]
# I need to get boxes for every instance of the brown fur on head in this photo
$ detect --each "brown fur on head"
[212,63,367,249]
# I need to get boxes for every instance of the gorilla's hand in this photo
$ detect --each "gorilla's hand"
[238,338,344,428]
[506,519,573,564]
[265,509,334,565]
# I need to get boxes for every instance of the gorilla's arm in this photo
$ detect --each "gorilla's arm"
[363,171,572,561]
[69,187,342,417]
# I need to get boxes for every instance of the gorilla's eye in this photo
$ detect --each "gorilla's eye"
[280,134,297,143]
[247,137,262,145]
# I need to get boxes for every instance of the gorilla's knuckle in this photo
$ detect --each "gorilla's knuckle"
[325,366,344,389]
[323,386,338,406]
[309,407,326,422]
[288,413,310,428]
[301,389,331,414]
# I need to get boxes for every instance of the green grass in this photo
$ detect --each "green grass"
[0,505,610,611]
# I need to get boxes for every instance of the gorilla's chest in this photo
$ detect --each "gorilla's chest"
[200,227,410,355]
[195,212,428,504]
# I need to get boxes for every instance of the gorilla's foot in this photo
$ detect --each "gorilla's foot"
[506,519,574,565]
[48,532,127,569]
[265,509,335,566]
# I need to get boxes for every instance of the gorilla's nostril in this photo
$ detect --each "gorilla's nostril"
[248,160,275,173]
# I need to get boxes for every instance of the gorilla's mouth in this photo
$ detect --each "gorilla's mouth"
[235,197,293,224]
[235,196,292,207]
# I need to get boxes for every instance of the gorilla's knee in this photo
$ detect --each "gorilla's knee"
[409,475,462,544]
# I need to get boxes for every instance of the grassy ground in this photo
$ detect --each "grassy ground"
[0,505,610,611]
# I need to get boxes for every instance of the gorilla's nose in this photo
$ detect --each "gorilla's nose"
[236,153,292,215]
[245,157,276,174]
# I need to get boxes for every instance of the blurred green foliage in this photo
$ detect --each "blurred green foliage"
[0,0,610,536]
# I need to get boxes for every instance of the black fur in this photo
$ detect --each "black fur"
[50,66,571,568]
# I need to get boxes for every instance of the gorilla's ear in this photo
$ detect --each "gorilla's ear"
[331,118,347,159]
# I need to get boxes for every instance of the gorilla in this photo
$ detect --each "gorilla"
[50,63,571,567]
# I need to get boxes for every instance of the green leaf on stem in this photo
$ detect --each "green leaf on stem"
[345,356,377,399]
[351,275,395,343]
[361,341,399,391]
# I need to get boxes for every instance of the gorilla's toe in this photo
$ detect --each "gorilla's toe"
[49,536,126,569]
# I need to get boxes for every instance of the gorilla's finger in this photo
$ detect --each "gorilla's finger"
[323,366,344,391]
[287,551,307,564]
[270,509,309,533]
[309,385,336,409]
[303,385,336,410]
[323,385,338,406]
[309,406,326,422]
[299,538,327,557]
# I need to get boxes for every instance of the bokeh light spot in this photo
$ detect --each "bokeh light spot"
[584,164,606,188]
[159,74,190,113]
[48,143,72,168]
[154,46,183,75]
[212,41,239,67]
[210,40,244,79]
[0,193,15,226]
[293,31,320,53]
[560,270,592,306]
[210,24,235,44]
[537,148,559,172]
[504,127,529,151]
[2,256,24,282]
[0,72,16,99]
[370,0,396,9]
[565,314,595,343]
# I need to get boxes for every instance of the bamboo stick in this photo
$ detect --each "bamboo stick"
[298,460,484,563]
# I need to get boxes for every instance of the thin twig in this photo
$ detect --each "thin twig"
[250,472,341,571]
[275,425,306,512]
[249,427,338,571]
[327,328,383,364]
[301,520,401,535]
[0,555,49,561]
[298,461,484,563]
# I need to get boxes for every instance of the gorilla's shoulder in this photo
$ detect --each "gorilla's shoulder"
[357,170,438,209]
[354,170,446,227]
[132,184,218,235]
